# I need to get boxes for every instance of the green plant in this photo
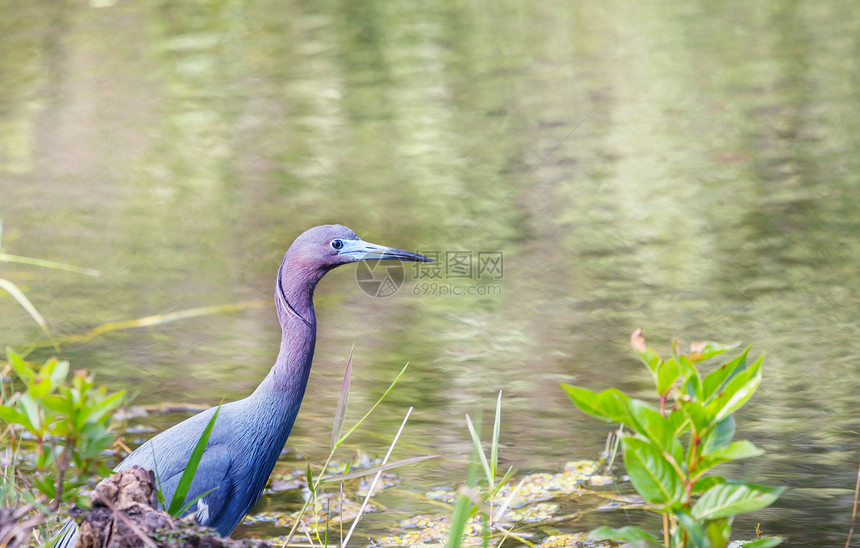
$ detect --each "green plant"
[0,350,125,546]
[562,329,784,548]
[284,349,436,547]
[446,392,518,548]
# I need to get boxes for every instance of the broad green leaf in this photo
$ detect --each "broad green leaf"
[625,399,684,463]
[167,406,220,516]
[0,406,27,425]
[17,393,42,433]
[692,482,785,520]
[680,354,704,400]
[667,408,691,436]
[562,384,632,424]
[702,416,735,453]
[28,377,52,399]
[656,358,681,395]
[8,351,35,382]
[589,525,662,547]
[702,348,750,403]
[691,476,726,494]
[49,360,70,385]
[675,511,710,548]
[680,399,710,435]
[621,437,684,507]
[88,391,125,424]
[705,516,733,548]
[699,440,763,473]
[707,356,763,423]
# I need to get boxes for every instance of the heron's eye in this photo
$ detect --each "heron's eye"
[331,239,344,250]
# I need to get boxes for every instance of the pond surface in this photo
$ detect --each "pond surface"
[2,0,859,546]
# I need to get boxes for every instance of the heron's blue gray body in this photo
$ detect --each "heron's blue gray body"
[56,225,431,546]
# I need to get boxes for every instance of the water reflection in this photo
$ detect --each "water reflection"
[2,0,859,545]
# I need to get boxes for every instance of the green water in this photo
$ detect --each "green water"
[2,0,860,545]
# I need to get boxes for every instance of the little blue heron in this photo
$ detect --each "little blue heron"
[56,225,431,546]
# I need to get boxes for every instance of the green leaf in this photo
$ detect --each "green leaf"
[675,511,710,548]
[656,358,682,395]
[491,390,501,481]
[561,384,632,424]
[702,348,750,403]
[707,356,763,423]
[8,351,35,383]
[699,440,763,474]
[88,391,125,424]
[702,416,735,453]
[692,482,785,520]
[625,400,684,463]
[28,377,52,399]
[49,360,70,385]
[680,399,711,435]
[465,414,492,485]
[621,437,684,507]
[692,476,726,494]
[589,525,662,547]
[167,406,220,516]
[331,345,353,451]
[0,406,28,425]
[704,516,733,548]
[17,393,42,433]
[680,355,704,400]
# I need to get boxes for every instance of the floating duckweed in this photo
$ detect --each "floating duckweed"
[506,502,559,522]
[539,532,609,547]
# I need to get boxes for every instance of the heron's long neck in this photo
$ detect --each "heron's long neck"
[254,260,321,406]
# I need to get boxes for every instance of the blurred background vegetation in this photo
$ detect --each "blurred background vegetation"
[1,0,859,545]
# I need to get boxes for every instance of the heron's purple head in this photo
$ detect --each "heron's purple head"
[284,224,433,278]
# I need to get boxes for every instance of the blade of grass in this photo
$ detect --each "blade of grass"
[491,391,502,480]
[446,435,481,548]
[176,486,218,517]
[0,254,100,277]
[465,414,492,485]
[167,406,220,516]
[319,455,438,483]
[341,407,413,548]
[0,278,58,350]
[150,444,166,509]
[336,362,409,447]
[493,477,524,523]
[331,345,354,451]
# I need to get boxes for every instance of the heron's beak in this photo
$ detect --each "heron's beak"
[338,239,433,262]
